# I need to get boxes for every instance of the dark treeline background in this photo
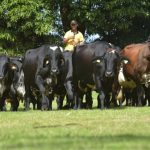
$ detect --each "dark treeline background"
[0,0,150,54]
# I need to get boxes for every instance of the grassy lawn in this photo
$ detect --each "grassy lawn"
[0,94,150,150]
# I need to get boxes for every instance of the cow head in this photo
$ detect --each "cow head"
[92,47,120,78]
[104,48,120,77]
[43,46,64,77]
[0,55,18,81]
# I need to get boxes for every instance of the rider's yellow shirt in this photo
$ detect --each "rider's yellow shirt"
[64,30,84,51]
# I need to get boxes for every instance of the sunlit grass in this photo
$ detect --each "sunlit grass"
[0,93,150,150]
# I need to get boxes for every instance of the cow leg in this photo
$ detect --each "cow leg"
[85,90,93,109]
[36,92,42,110]
[111,93,118,107]
[100,91,105,109]
[49,99,52,110]
[105,93,110,108]
[96,85,105,110]
[24,84,31,111]
[35,75,49,110]
[97,92,105,110]
[0,96,6,111]
[131,88,136,106]
[78,93,84,109]
[47,94,53,110]
[64,81,73,108]
[65,95,70,109]
[0,90,10,111]
[10,91,19,111]
[125,89,129,106]
[142,86,148,106]
[11,97,19,111]
[148,96,150,106]
[65,95,73,109]
[95,77,105,109]
[56,95,65,110]
[148,87,150,106]
[37,99,42,109]
[132,98,135,106]
[136,86,144,106]
[30,93,37,110]
[73,90,78,110]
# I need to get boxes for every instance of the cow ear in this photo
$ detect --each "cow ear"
[92,56,103,64]
[93,59,101,63]
[123,60,129,64]
[17,57,24,63]
[120,57,130,64]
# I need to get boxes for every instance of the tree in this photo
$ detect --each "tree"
[0,0,150,52]
[0,0,54,51]
[56,0,150,47]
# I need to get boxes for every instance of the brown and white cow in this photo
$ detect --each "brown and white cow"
[118,41,150,106]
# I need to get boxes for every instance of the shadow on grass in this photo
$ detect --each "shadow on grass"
[33,123,83,129]
[3,134,150,150]
[54,134,150,142]
[14,105,148,112]
[92,105,127,110]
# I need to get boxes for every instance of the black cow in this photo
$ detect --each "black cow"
[7,57,26,110]
[50,51,74,110]
[10,57,25,99]
[73,41,121,109]
[55,51,93,110]
[23,45,64,110]
[0,55,18,111]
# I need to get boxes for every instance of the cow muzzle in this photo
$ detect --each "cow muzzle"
[51,69,59,75]
[105,71,113,77]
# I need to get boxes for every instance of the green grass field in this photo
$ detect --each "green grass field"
[0,94,150,150]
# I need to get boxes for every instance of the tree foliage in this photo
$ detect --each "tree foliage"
[0,0,54,51]
[0,0,150,52]
[55,0,150,46]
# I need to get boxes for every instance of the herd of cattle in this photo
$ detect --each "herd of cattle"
[0,38,150,111]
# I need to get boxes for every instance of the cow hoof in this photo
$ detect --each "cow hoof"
[73,106,78,110]
[41,108,49,111]
[13,109,18,112]
[24,107,30,111]
[99,107,104,110]
[0,106,7,111]
[41,105,49,111]
[11,108,18,111]
[37,102,42,110]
